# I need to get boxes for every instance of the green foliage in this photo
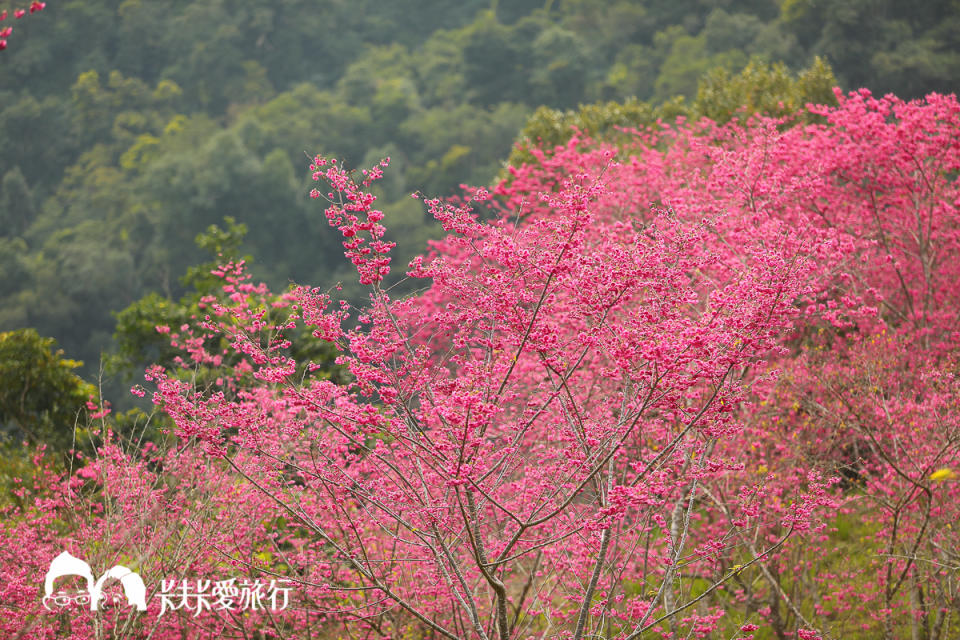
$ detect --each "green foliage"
[109,292,193,380]
[692,56,838,124]
[0,92,73,191]
[506,57,838,171]
[779,0,960,96]
[653,25,750,100]
[0,237,29,303]
[109,217,346,389]
[529,25,593,108]
[0,329,95,451]
[0,167,36,238]
[109,217,251,379]
[460,12,532,106]
[504,97,681,169]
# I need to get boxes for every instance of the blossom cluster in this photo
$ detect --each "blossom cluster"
[0,1,46,50]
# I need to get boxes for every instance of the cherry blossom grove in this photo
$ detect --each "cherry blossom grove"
[3,89,958,640]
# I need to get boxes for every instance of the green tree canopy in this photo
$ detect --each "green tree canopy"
[0,329,94,451]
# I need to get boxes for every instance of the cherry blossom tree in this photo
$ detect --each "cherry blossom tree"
[143,141,836,640]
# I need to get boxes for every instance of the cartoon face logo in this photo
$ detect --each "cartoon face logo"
[43,551,147,611]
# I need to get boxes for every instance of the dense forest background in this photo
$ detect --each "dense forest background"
[0,0,958,401]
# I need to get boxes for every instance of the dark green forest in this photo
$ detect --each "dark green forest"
[1,0,958,425]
